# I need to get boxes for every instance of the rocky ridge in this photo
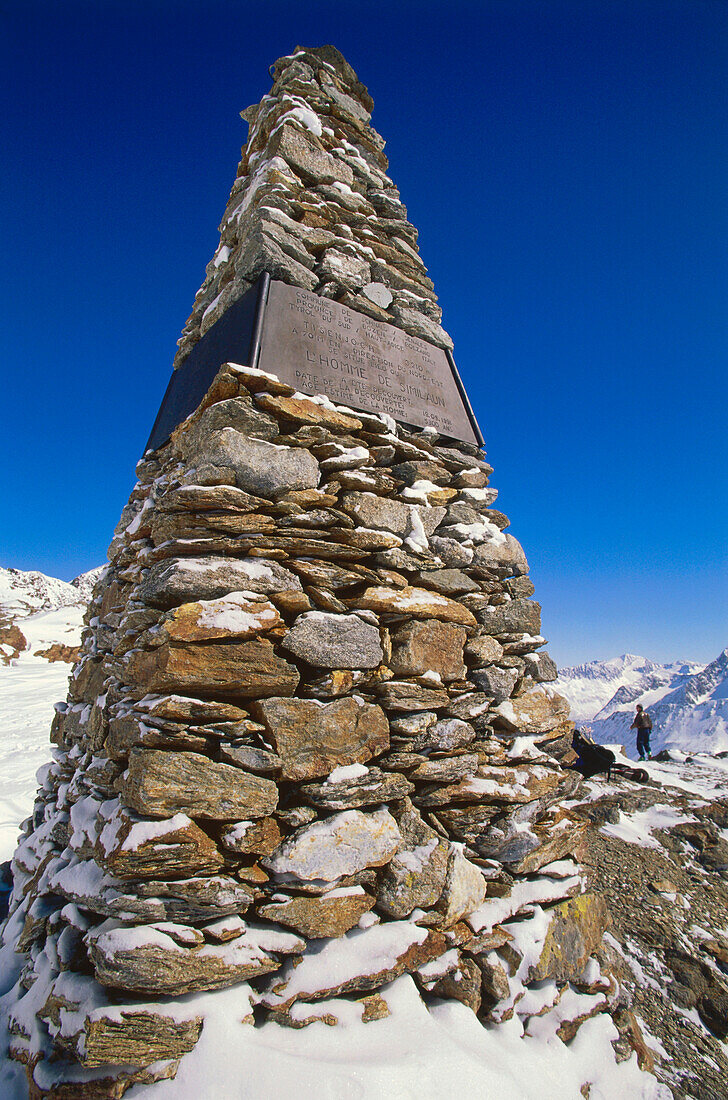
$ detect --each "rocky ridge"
[0,46,659,1098]
[571,751,728,1099]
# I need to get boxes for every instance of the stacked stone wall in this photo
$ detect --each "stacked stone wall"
[4,362,615,1095]
[1,45,623,1098]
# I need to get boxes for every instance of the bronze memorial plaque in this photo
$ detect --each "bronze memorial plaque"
[257,281,480,444]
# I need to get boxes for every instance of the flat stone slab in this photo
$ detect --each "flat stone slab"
[390,619,467,682]
[299,766,413,810]
[376,680,450,712]
[415,763,563,809]
[127,639,300,700]
[341,491,445,540]
[134,694,249,724]
[259,922,447,1009]
[96,802,224,880]
[161,593,282,643]
[41,972,203,1068]
[491,689,570,734]
[256,393,362,432]
[137,556,302,610]
[399,717,476,753]
[354,585,477,627]
[528,894,609,983]
[263,807,401,883]
[252,695,389,781]
[106,876,255,924]
[408,753,480,785]
[258,886,376,939]
[184,395,279,444]
[281,611,383,669]
[437,805,540,863]
[196,428,320,498]
[86,918,304,995]
[478,599,541,637]
[117,749,279,820]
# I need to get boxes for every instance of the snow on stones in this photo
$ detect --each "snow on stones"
[137,555,303,609]
[281,610,383,668]
[39,970,204,1067]
[299,766,413,810]
[354,584,477,626]
[95,800,225,880]
[86,918,305,995]
[259,921,446,1009]
[0,43,635,1100]
[160,592,282,643]
[263,808,401,882]
[375,804,449,918]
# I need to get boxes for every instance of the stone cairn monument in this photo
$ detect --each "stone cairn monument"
[3,45,628,1098]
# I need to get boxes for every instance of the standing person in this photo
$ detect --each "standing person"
[630,704,653,761]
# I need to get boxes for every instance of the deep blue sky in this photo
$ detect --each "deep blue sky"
[2,0,726,666]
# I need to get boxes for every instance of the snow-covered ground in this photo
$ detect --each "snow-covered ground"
[123,978,668,1100]
[0,606,83,861]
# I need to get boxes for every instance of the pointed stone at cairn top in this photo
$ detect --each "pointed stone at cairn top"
[174,44,452,370]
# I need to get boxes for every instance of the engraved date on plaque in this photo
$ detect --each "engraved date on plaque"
[256,281,478,444]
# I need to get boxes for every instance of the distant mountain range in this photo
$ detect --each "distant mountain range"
[556,650,728,755]
[0,565,103,621]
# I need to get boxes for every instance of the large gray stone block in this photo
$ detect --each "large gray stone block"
[196,430,320,498]
[137,556,302,610]
[282,611,383,669]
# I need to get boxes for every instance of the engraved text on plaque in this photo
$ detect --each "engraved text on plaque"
[257,281,479,444]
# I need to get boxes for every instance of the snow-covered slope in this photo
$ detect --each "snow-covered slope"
[555,654,702,725]
[556,651,728,755]
[0,568,80,620]
[0,565,103,860]
[0,565,103,620]
[0,606,85,860]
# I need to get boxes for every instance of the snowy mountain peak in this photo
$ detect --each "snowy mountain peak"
[560,653,684,685]
[0,566,103,622]
[555,653,702,725]
[556,649,728,755]
[69,566,106,605]
[660,648,728,709]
